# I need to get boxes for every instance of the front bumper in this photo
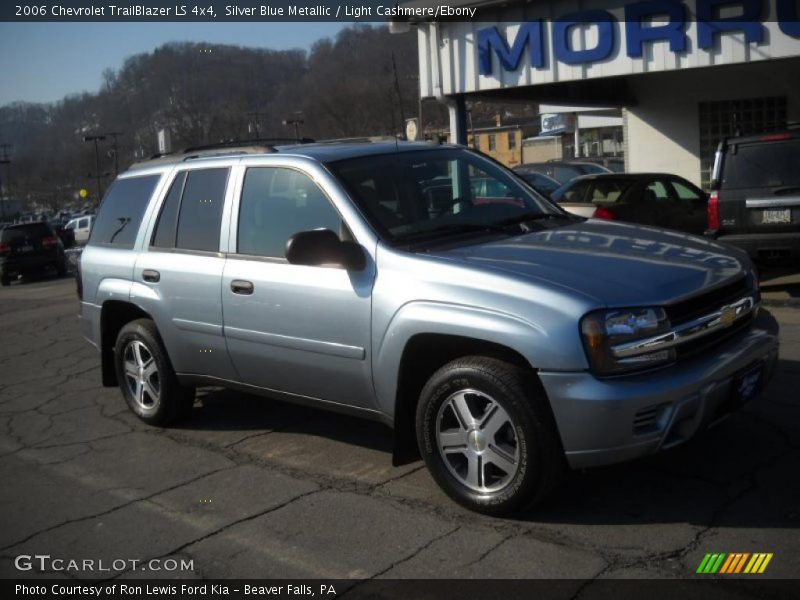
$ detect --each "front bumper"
[539,308,779,469]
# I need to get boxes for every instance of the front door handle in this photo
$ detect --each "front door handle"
[231,280,254,295]
[142,269,160,283]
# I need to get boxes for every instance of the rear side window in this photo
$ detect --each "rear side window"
[150,169,228,252]
[151,172,186,248]
[589,180,632,203]
[722,138,800,189]
[89,175,160,248]
[557,181,591,203]
[176,169,228,252]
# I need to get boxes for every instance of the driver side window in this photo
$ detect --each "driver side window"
[237,167,343,259]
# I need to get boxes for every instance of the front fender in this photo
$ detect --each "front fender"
[372,301,586,418]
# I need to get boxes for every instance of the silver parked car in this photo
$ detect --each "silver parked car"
[79,141,779,515]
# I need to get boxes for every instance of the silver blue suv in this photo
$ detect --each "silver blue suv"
[79,141,779,514]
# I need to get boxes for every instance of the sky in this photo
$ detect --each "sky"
[0,22,348,105]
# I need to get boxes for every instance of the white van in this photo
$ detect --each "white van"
[65,215,94,244]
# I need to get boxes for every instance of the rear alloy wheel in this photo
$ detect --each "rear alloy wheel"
[417,356,563,515]
[114,318,194,425]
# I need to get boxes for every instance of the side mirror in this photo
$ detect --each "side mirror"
[285,229,366,271]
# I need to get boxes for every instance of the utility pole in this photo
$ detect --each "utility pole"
[282,118,304,143]
[246,110,266,139]
[83,134,106,205]
[0,143,11,221]
[107,132,122,176]
[392,52,407,135]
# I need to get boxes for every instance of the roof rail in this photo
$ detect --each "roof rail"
[307,136,401,145]
[183,137,315,153]
[129,137,317,170]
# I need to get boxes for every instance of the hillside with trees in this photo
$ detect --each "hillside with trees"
[0,24,441,211]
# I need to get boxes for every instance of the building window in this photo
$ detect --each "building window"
[508,132,517,150]
[698,96,787,189]
[488,134,496,152]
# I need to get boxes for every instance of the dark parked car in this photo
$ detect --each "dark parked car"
[577,156,625,173]
[49,220,76,249]
[552,173,708,235]
[512,169,562,197]
[0,222,67,286]
[515,161,611,184]
[706,128,800,266]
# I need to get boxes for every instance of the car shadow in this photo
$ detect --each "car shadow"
[171,358,798,528]
[177,386,394,454]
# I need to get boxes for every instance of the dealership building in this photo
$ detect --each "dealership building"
[402,0,800,188]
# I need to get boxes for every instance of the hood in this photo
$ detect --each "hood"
[428,219,749,307]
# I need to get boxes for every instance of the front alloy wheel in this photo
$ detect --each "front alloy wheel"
[436,389,520,493]
[417,356,563,515]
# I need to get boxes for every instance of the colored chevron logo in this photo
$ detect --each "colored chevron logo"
[696,553,773,574]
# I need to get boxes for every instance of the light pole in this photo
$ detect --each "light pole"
[282,118,304,142]
[84,134,106,204]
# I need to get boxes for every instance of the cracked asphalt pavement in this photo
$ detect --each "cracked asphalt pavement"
[1,277,798,582]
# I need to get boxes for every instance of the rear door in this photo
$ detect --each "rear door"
[132,166,237,381]
[718,135,800,235]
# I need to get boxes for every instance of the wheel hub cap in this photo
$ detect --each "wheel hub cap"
[468,429,487,453]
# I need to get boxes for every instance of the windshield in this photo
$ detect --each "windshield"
[328,148,561,244]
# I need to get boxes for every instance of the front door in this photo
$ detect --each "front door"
[221,165,376,410]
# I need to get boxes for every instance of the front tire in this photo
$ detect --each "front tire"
[114,318,195,426]
[416,356,563,515]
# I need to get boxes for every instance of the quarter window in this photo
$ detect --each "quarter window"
[237,167,342,258]
[89,174,160,248]
[671,180,701,200]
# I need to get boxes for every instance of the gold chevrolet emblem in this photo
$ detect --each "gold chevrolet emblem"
[719,305,737,328]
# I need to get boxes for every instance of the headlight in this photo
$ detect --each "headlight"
[580,307,675,375]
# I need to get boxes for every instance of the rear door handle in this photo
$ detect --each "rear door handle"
[231,280,254,295]
[142,269,160,283]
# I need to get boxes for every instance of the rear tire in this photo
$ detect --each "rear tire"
[114,318,195,426]
[416,356,563,516]
[55,259,67,277]
[0,275,9,287]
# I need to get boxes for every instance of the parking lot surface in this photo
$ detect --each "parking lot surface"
[0,277,798,582]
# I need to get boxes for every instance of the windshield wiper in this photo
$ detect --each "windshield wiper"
[394,222,511,244]
[496,211,576,227]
